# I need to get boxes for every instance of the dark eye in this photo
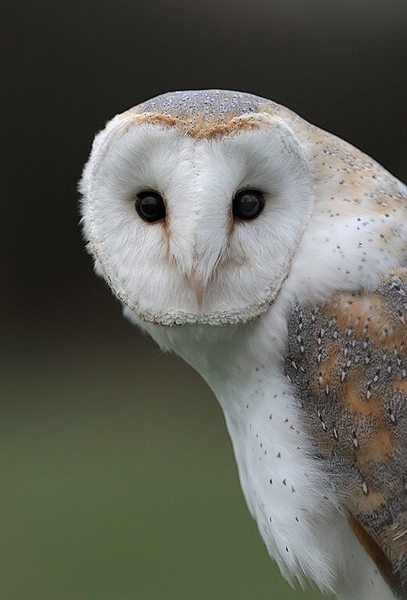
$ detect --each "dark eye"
[135,191,166,222]
[232,190,265,221]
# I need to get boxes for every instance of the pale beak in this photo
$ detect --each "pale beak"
[190,271,206,310]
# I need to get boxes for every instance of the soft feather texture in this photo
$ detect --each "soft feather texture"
[80,113,313,325]
[80,90,407,599]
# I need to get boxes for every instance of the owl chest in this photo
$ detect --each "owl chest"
[212,365,340,588]
[148,313,342,584]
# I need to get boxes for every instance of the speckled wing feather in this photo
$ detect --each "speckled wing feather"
[286,269,407,598]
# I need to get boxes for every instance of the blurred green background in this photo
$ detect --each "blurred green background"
[2,1,407,598]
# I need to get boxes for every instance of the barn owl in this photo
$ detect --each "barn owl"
[80,90,407,600]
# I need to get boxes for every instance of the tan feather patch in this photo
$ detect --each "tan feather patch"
[119,110,265,139]
[286,269,407,596]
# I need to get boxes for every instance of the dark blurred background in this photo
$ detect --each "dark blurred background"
[1,1,407,598]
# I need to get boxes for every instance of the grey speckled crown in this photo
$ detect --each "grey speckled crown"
[137,89,278,121]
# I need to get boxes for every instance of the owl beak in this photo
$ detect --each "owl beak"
[190,271,206,311]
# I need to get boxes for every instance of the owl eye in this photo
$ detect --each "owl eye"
[232,190,265,221]
[135,191,166,223]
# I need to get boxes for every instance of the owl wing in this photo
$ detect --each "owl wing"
[285,269,407,598]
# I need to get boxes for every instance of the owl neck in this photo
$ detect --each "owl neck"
[138,299,289,418]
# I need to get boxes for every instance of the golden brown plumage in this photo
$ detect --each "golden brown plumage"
[286,269,407,596]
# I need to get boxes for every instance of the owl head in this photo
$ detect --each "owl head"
[80,90,407,327]
[80,90,315,326]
